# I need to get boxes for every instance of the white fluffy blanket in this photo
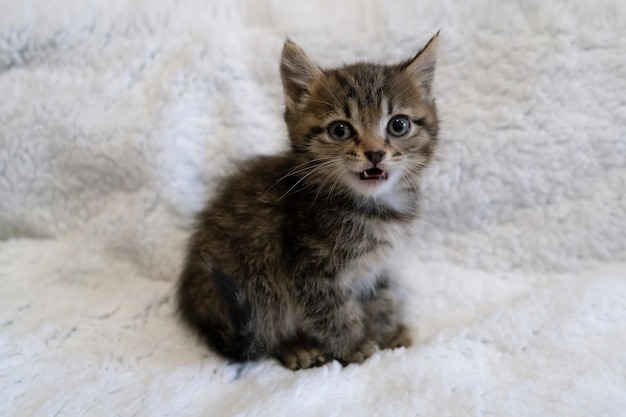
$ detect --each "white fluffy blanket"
[2,1,625,415]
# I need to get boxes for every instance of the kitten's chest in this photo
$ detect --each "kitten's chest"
[334,219,409,295]
[335,250,387,296]
[339,216,409,256]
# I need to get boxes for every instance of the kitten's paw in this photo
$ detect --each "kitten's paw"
[337,339,378,365]
[278,345,327,370]
[379,325,413,350]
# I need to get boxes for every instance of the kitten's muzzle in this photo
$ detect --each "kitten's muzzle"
[360,149,388,180]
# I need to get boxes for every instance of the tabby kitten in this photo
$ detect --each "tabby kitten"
[178,34,440,370]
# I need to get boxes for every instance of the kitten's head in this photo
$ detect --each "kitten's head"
[280,34,439,202]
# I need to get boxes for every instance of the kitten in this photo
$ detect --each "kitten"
[178,34,440,370]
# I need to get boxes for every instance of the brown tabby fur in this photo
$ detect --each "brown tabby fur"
[177,34,440,370]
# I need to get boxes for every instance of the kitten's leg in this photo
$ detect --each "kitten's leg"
[299,282,378,366]
[362,278,413,350]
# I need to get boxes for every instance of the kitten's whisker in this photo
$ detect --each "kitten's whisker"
[316,79,343,109]
[312,164,335,205]
[266,157,338,193]
[278,157,336,178]
[304,157,345,202]
[327,169,346,203]
[328,163,341,201]
[398,168,423,193]
[405,163,429,174]
[433,153,461,165]
[278,160,340,200]
[306,98,336,108]
[403,173,424,190]
[313,162,344,205]
[285,159,337,177]
[312,172,333,206]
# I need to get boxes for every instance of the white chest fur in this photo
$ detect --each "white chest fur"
[336,219,412,297]
[336,252,387,296]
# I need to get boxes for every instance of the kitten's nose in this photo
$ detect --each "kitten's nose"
[364,150,386,165]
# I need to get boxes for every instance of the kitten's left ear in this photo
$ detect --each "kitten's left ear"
[401,32,440,99]
[280,40,322,109]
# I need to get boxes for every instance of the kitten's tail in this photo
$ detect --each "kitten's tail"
[209,267,256,360]
[178,263,257,362]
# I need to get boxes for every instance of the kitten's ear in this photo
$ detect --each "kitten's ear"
[280,40,322,109]
[401,32,440,99]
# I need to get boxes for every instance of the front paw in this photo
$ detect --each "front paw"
[277,345,328,370]
[337,339,378,365]
[379,325,412,350]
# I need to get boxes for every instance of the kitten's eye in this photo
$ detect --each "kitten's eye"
[327,121,354,141]
[387,116,411,137]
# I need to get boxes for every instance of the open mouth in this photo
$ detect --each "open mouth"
[359,168,388,180]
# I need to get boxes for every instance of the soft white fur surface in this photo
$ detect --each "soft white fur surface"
[1,0,625,415]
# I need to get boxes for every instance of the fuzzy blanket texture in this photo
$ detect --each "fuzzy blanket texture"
[1,0,625,416]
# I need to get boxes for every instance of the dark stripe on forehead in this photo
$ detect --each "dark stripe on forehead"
[356,72,385,114]
[330,67,389,123]
[376,91,384,113]
[334,73,358,99]
[362,85,381,106]
[343,101,351,119]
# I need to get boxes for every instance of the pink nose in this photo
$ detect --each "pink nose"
[364,150,386,164]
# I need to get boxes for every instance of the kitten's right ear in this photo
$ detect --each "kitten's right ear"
[280,40,322,109]
[401,32,440,100]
